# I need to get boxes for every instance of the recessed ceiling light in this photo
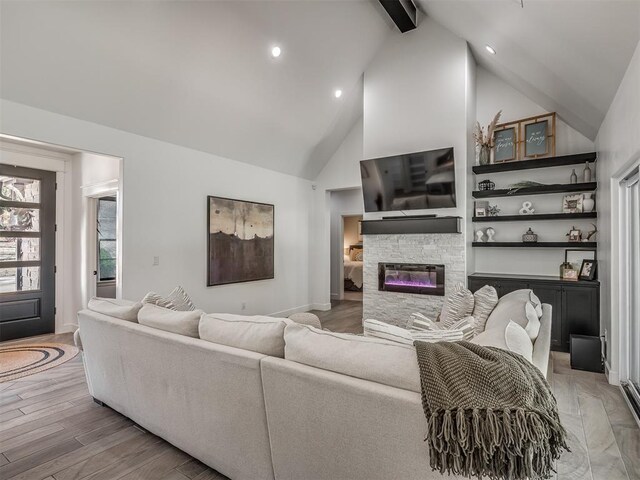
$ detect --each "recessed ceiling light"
[334,89,343,98]
[485,45,496,55]
[271,46,281,58]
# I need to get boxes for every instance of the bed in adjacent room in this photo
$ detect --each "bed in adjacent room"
[344,246,363,292]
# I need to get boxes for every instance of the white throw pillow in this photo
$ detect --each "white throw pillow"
[137,303,202,337]
[529,291,543,318]
[439,284,474,328]
[471,285,499,334]
[471,320,533,363]
[284,322,420,392]
[504,321,534,362]
[87,297,142,322]
[199,313,289,357]
[524,302,541,341]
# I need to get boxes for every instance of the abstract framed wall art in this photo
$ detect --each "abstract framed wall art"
[207,196,274,286]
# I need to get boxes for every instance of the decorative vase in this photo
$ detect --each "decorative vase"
[583,193,595,213]
[479,145,490,166]
[570,169,578,184]
[583,162,592,182]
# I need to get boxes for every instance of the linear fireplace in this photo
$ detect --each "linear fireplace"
[378,263,445,296]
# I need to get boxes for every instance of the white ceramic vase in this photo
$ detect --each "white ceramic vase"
[583,193,595,213]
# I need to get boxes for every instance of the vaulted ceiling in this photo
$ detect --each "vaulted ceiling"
[1,1,638,179]
[0,0,391,178]
[417,0,640,140]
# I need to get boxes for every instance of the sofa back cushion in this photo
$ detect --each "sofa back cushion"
[485,289,537,331]
[88,297,142,322]
[138,303,202,338]
[199,313,289,357]
[284,322,420,392]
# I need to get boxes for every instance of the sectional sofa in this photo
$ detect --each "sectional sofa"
[77,292,551,480]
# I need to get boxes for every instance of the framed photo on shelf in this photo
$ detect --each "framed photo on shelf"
[475,207,487,217]
[567,228,582,242]
[563,194,584,213]
[561,267,579,280]
[492,123,518,163]
[579,259,597,280]
[565,248,596,268]
[520,113,556,159]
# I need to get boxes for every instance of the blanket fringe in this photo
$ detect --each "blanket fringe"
[425,407,568,480]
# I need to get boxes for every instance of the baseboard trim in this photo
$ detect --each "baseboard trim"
[311,302,331,311]
[57,323,78,334]
[269,304,316,317]
[605,361,619,385]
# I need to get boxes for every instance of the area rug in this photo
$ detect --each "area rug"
[0,343,80,382]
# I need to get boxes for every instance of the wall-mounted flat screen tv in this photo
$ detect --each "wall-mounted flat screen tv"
[359,147,456,213]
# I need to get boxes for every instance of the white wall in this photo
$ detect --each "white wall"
[0,99,314,321]
[310,19,475,307]
[363,18,471,221]
[329,189,363,299]
[473,68,596,276]
[595,40,640,383]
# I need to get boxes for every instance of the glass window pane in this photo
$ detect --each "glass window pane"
[0,237,40,261]
[0,176,41,203]
[99,239,116,281]
[0,266,40,293]
[98,199,116,239]
[0,207,40,232]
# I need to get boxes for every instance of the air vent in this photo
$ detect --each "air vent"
[378,0,418,33]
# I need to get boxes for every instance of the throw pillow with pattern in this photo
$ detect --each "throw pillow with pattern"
[439,284,474,329]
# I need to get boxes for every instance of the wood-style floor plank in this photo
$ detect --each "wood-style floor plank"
[1,306,638,480]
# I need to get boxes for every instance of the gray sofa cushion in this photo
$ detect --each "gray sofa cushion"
[199,313,289,357]
[138,303,202,337]
[284,322,420,392]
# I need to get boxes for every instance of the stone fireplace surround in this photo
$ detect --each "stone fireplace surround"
[363,233,465,326]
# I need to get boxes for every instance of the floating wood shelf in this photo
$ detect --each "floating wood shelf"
[472,242,597,248]
[472,152,597,174]
[472,182,597,199]
[473,212,597,222]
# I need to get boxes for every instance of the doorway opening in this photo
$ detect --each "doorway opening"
[0,166,56,341]
[0,136,122,340]
[342,214,363,302]
[96,196,118,298]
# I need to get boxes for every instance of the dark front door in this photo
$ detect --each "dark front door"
[0,165,56,341]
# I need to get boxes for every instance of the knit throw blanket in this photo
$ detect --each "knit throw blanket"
[414,341,568,480]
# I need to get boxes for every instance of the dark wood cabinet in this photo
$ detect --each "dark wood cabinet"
[468,274,600,352]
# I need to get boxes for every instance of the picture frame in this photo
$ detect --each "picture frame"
[565,248,596,268]
[520,113,556,159]
[579,259,597,280]
[475,207,487,217]
[563,194,584,213]
[562,268,579,280]
[492,123,518,163]
[568,229,582,242]
[207,196,274,286]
